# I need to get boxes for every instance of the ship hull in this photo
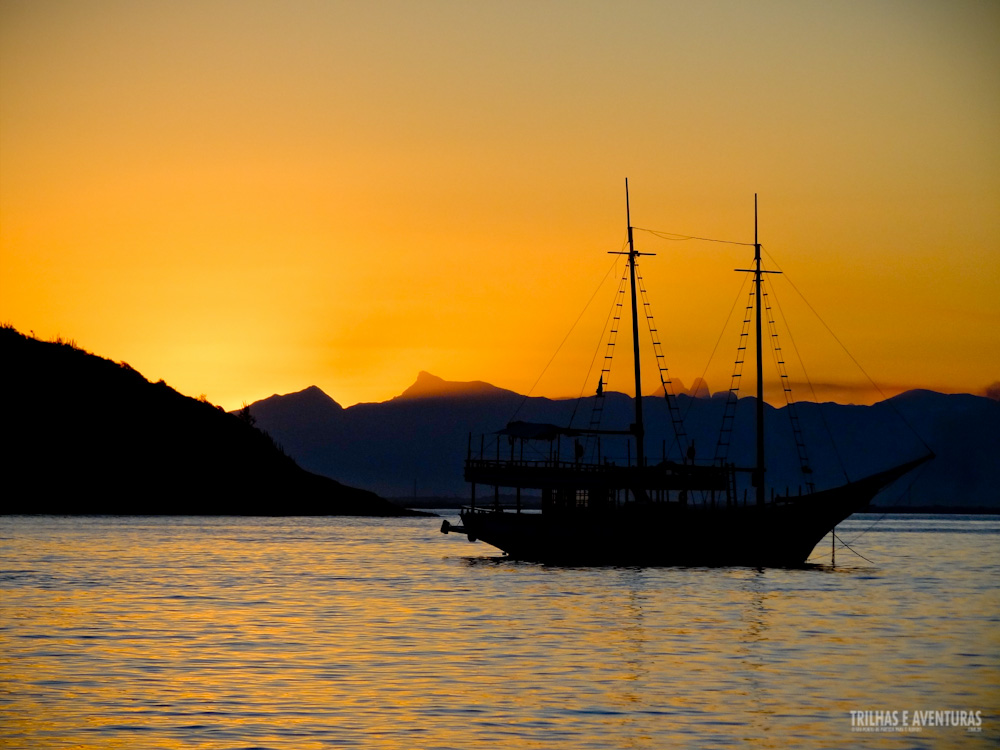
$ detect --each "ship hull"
[457,458,928,566]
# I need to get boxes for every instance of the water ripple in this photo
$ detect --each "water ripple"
[0,514,997,748]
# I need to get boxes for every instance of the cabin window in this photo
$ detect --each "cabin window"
[576,489,589,508]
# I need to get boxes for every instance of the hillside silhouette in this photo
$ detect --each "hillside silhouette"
[0,327,413,515]
[248,374,999,507]
[396,371,516,400]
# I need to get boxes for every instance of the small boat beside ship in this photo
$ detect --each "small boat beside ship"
[442,184,932,565]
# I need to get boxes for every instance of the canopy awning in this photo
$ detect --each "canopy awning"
[496,420,582,441]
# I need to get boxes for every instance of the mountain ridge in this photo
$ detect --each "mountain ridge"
[311,370,990,412]
[247,376,998,506]
[395,371,521,401]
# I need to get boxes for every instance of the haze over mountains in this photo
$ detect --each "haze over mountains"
[248,372,999,508]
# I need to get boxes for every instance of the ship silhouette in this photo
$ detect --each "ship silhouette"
[443,184,932,565]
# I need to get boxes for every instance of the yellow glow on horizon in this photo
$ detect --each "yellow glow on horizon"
[2,0,998,410]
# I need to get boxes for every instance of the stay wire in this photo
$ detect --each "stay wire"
[634,257,689,460]
[840,461,933,549]
[509,252,624,424]
[570,259,629,427]
[806,529,876,566]
[680,271,752,424]
[836,533,876,565]
[762,270,850,483]
[761,247,934,456]
[634,227,756,247]
[804,398,936,565]
[840,514,889,548]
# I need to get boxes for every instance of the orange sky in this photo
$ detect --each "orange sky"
[2,0,998,409]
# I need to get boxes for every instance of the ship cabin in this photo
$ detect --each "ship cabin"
[464,420,736,515]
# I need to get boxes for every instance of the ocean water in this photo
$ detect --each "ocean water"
[1,513,997,749]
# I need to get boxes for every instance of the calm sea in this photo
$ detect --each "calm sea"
[1,513,997,749]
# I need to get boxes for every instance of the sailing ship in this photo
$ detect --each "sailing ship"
[441,185,933,566]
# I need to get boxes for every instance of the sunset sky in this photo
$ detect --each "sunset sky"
[2,0,998,410]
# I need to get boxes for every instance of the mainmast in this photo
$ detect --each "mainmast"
[626,179,645,466]
[736,195,779,505]
[754,195,765,507]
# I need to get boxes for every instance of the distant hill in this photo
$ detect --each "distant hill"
[395,371,517,400]
[247,374,1000,508]
[0,327,414,516]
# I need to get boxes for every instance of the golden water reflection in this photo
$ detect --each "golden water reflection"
[1,515,997,749]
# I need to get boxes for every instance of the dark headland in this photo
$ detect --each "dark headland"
[0,326,419,516]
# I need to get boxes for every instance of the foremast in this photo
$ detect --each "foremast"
[625,180,645,466]
[612,180,656,468]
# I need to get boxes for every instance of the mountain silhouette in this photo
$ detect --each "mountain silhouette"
[0,327,415,515]
[396,371,518,400]
[247,373,999,508]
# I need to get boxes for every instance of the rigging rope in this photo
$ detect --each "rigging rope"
[681,271,752,426]
[838,461,933,549]
[508,252,623,424]
[634,227,755,247]
[834,533,876,565]
[569,260,628,431]
[760,272,815,490]
[764,268,850,483]
[806,529,877,566]
[634,258,689,460]
[713,279,756,467]
[761,248,935,457]
[809,460,931,564]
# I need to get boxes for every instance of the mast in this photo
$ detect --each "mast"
[754,194,765,506]
[626,179,644,466]
[734,195,781,505]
